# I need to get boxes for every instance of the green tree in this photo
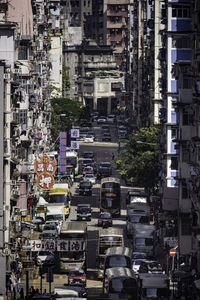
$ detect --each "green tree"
[50,97,82,148]
[116,126,161,193]
[62,66,70,96]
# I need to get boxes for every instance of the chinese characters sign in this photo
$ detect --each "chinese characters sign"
[71,129,79,138]
[60,132,67,173]
[34,153,57,190]
[29,240,83,252]
[30,240,56,251]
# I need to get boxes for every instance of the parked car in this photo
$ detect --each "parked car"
[83,174,96,185]
[97,116,107,124]
[68,269,86,285]
[79,180,92,196]
[84,134,94,143]
[98,212,112,227]
[82,166,94,175]
[76,204,91,221]
[42,222,58,233]
[83,151,94,159]
[102,133,111,142]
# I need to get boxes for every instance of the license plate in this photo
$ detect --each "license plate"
[82,217,86,220]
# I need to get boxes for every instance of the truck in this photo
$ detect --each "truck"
[132,224,155,257]
[138,273,170,300]
[126,204,151,237]
[66,149,79,176]
[35,183,71,224]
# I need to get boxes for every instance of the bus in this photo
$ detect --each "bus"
[98,227,124,278]
[100,177,121,217]
[66,149,79,176]
[58,221,87,272]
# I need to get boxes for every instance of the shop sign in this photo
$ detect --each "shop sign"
[71,129,79,138]
[71,141,79,150]
[29,240,56,251]
[34,153,57,190]
[23,261,34,270]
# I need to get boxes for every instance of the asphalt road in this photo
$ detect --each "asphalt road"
[24,122,132,297]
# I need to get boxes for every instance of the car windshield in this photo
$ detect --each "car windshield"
[100,212,111,218]
[133,259,143,266]
[78,207,91,213]
[85,174,94,178]
[109,277,137,293]
[80,181,91,187]
[44,224,56,230]
[129,215,149,223]
[100,162,111,168]
[69,270,85,276]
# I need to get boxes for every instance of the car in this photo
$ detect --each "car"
[99,162,112,174]
[36,251,55,266]
[82,158,94,169]
[139,260,165,274]
[42,222,58,233]
[126,189,148,204]
[97,116,107,124]
[102,133,111,142]
[107,114,115,124]
[132,258,147,274]
[55,285,87,298]
[83,174,96,185]
[77,204,91,221]
[80,126,90,134]
[82,166,94,175]
[91,111,99,121]
[84,134,94,143]
[98,212,112,227]
[132,252,147,260]
[83,151,94,159]
[39,229,58,240]
[43,220,62,234]
[68,269,86,285]
[79,180,92,196]
[101,124,110,132]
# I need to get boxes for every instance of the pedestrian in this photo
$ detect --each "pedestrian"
[112,153,115,160]
[20,288,24,300]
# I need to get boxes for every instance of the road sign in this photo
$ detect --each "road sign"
[170,248,177,257]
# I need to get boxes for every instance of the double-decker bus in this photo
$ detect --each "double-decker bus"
[100,177,121,216]
[58,221,87,272]
[97,227,124,278]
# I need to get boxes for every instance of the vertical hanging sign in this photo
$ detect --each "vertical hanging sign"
[60,132,67,173]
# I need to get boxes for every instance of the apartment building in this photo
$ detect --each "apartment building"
[63,39,124,114]
[0,0,64,294]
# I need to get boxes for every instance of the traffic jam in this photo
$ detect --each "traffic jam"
[24,112,172,300]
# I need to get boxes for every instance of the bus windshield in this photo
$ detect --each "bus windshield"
[60,233,86,239]
[48,194,68,204]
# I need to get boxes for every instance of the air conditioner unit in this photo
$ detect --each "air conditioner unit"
[4,73,10,80]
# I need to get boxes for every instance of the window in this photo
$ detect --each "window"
[182,77,192,89]
[171,127,177,139]
[18,43,28,60]
[172,37,191,48]
[182,145,190,162]
[171,157,178,170]
[17,109,27,124]
[183,108,193,125]
[182,180,188,199]
[172,5,191,18]
[181,213,191,235]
